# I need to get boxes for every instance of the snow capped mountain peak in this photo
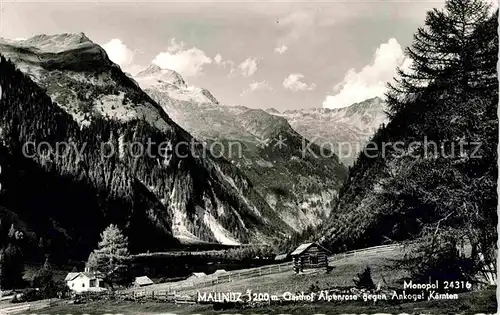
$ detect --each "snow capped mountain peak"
[0,32,114,76]
[134,65,220,105]
[275,97,388,166]
[136,63,163,76]
[136,64,187,88]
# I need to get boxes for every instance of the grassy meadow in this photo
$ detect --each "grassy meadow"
[39,246,496,314]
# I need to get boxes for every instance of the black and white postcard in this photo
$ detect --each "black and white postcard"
[0,0,497,314]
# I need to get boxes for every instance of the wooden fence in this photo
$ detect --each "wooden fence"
[0,298,57,315]
[337,243,401,259]
[115,290,196,304]
[123,262,295,297]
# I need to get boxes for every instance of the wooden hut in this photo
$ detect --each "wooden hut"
[274,253,289,262]
[186,272,207,282]
[134,276,154,287]
[290,242,330,273]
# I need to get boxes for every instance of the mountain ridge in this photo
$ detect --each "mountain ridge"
[275,97,388,166]
[134,64,347,232]
[0,33,294,258]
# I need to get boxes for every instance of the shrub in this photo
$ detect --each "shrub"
[354,266,375,290]
[308,281,320,293]
[31,267,69,299]
[16,288,40,302]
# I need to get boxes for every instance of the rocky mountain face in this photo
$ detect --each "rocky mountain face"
[273,97,388,166]
[0,34,294,260]
[135,66,347,232]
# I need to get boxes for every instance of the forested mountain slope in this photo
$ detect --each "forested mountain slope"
[135,65,347,232]
[0,34,293,262]
[321,0,497,278]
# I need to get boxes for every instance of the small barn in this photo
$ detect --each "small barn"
[186,272,207,282]
[134,276,154,287]
[213,269,227,276]
[290,242,330,273]
[274,253,289,262]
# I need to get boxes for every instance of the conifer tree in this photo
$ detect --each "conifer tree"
[381,0,497,283]
[0,225,25,289]
[386,0,493,116]
[86,224,130,287]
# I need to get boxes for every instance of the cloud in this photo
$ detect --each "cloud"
[241,80,273,96]
[323,38,411,109]
[283,73,316,92]
[102,38,135,68]
[214,53,235,70]
[278,11,315,43]
[214,53,223,64]
[277,10,335,45]
[237,57,259,77]
[226,57,260,77]
[274,45,288,54]
[14,37,26,41]
[216,55,260,77]
[152,38,212,76]
[166,37,185,53]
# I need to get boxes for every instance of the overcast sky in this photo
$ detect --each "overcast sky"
[1,0,450,110]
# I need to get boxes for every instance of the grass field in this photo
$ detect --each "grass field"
[135,245,406,296]
[180,245,407,296]
[39,246,497,314]
[41,287,496,314]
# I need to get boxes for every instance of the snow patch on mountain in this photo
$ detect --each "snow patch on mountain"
[203,212,240,246]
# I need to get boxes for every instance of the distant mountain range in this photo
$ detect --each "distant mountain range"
[0,33,387,261]
[134,65,347,232]
[272,97,388,166]
[0,34,293,258]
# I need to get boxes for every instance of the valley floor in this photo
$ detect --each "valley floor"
[38,287,496,315]
[39,245,497,314]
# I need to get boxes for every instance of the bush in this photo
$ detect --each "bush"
[31,267,69,299]
[354,266,375,290]
[15,288,41,302]
[308,281,320,293]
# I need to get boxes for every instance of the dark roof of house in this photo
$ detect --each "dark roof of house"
[290,242,331,256]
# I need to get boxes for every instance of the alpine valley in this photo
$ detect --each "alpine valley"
[0,33,386,261]
[0,33,294,261]
[135,64,352,233]
[0,33,384,262]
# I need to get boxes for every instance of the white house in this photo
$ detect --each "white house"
[65,272,106,293]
